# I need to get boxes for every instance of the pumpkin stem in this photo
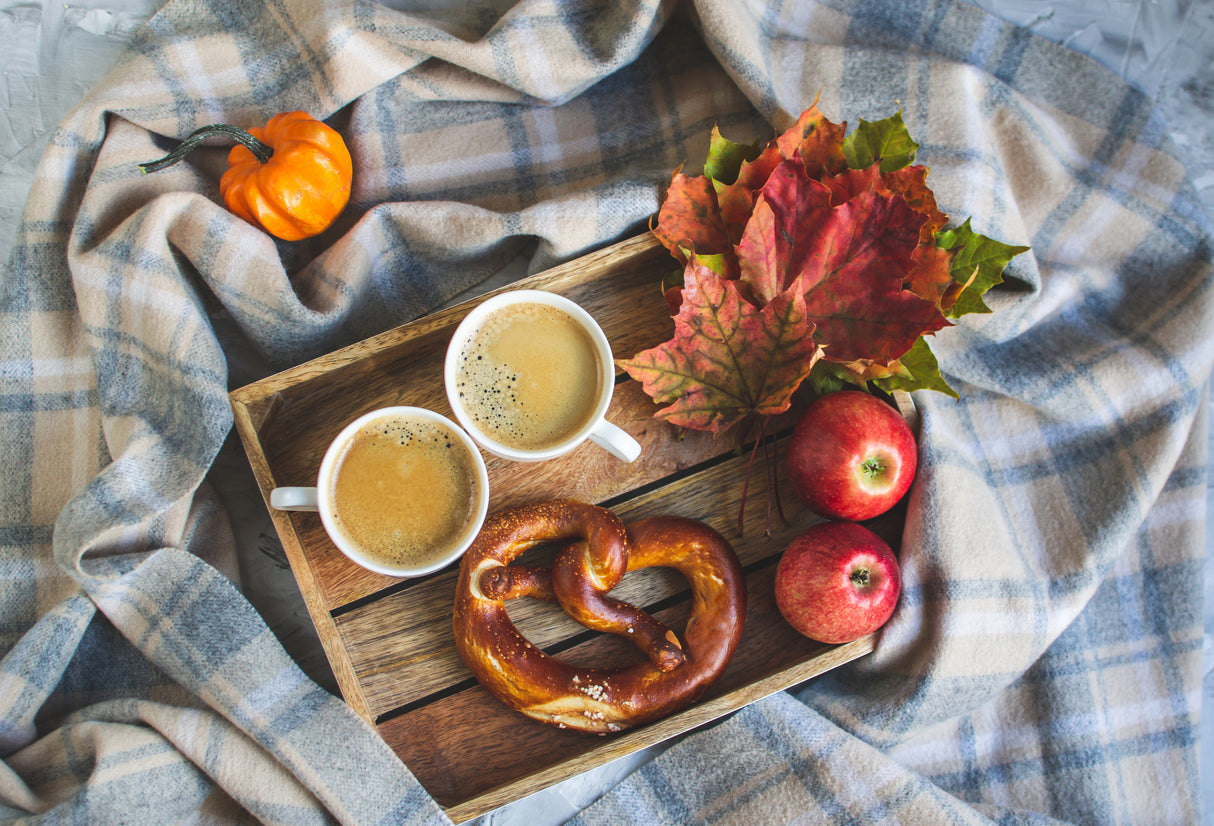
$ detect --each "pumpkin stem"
[138,123,273,174]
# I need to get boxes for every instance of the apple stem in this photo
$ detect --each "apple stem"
[850,568,871,587]
[862,457,885,479]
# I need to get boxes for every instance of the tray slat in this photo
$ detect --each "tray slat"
[230,232,901,822]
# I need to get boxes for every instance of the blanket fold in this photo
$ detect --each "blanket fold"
[2,0,1209,823]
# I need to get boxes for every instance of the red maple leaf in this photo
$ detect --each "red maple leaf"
[651,168,730,263]
[641,102,1025,423]
[736,160,949,364]
[775,104,848,180]
[716,142,783,245]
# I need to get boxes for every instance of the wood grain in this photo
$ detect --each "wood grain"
[229,232,908,822]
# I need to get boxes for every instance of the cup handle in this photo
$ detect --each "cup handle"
[588,419,642,463]
[270,487,320,511]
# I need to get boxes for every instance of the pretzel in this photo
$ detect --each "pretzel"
[452,499,746,733]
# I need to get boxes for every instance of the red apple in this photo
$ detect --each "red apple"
[786,390,916,521]
[774,521,901,644]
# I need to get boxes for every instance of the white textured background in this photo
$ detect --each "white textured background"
[2,1,1211,823]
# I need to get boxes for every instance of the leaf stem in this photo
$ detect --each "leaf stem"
[762,418,774,537]
[737,415,766,536]
[737,414,789,538]
[766,421,786,526]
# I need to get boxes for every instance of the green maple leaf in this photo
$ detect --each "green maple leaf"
[618,261,820,434]
[843,109,919,173]
[937,218,1031,317]
[872,337,958,398]
[704,126,763,185]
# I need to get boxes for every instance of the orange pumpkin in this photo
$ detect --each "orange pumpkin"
[139,111,353,241]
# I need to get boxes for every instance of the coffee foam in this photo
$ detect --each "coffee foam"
[454,302,601,452]
[327,416,478,568]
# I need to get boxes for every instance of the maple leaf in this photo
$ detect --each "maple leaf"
[736,159,949,364]
[809,336,959,399]
[937,218,1031,318]
[643,102,1028,413]
[618,261,820,435]
[734,161,836,301]
[842,109,919,173]
[703,126,762,184]
[631,100,1031,533]
[904,242,957,311]
[882,164,948,242]
[716,143,783,247]
[776,104,848,179]
[872,337,959,398]
[651,167,730,264]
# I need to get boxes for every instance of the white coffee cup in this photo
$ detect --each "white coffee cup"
[269,406,490,578]
[444,290,641,463]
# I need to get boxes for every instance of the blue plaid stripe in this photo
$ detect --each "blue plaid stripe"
[2,0,1209,822]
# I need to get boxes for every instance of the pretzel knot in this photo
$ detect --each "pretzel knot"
[452,499,746,733]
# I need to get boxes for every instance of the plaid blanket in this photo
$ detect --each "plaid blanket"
[2,0,1210,823]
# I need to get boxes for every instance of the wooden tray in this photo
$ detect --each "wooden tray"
[229,233,908,822]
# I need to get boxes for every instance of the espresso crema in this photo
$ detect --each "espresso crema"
[453,302,602,452]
